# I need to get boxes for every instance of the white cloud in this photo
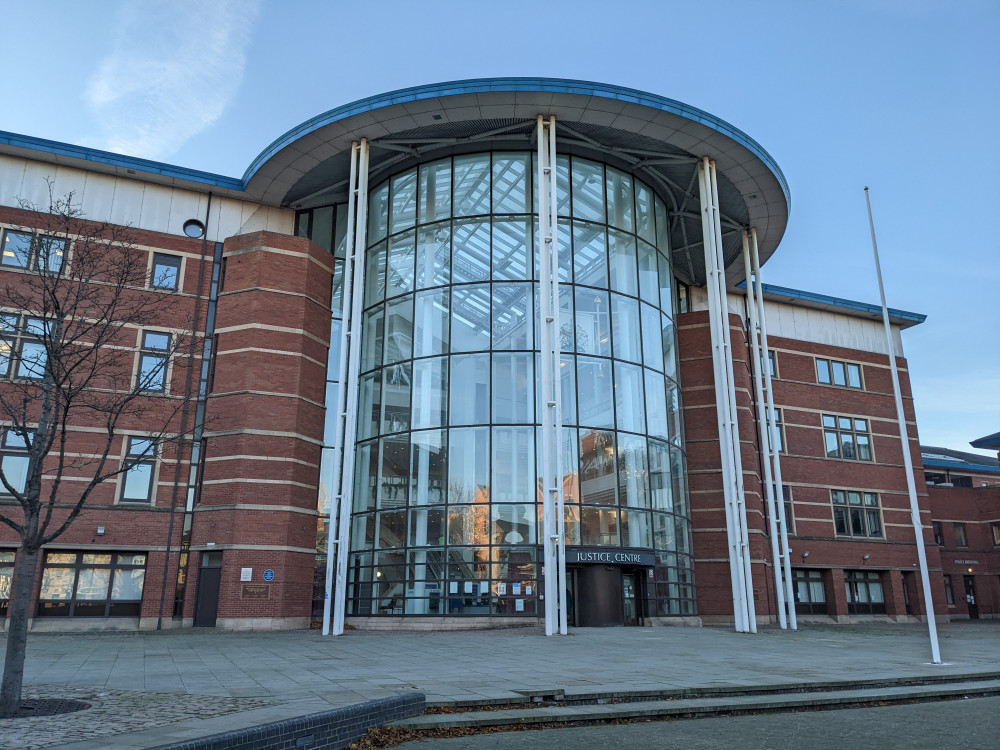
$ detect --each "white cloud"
[85,0,260,160]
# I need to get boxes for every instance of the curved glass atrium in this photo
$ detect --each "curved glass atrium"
[303,151,693,618]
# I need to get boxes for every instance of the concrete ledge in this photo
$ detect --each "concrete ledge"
[147,693,425,750]
[346,616,542,631]
[215,616,311,631]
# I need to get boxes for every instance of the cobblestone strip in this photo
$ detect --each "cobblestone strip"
[0,687,278,750]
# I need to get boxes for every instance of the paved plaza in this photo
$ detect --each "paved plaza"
[1,621,998,749]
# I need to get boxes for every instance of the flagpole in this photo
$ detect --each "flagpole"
[864,187,942,664]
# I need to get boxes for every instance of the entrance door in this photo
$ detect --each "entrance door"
[622,573,638,626]
[901,571,916,615]
[194,551,223,627]
[964,575,979,619]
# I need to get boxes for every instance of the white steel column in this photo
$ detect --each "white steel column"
[324,139,370,636]
[864,188,940,663]
[538,115,566,635]
[750,228,796,629]
[743,232,791,629]
[698,157,754,633]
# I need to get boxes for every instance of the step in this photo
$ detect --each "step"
[392,679,1000,730]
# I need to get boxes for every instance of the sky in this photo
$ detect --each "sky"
[2,0,997,455]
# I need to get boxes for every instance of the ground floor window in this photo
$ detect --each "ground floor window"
[845,569,885,614]
[0,549,13,617]
[37,551,147,617]
[943,574,955,606]
[792,568,827,614]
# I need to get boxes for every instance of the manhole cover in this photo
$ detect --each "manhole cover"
[9,699,91,718]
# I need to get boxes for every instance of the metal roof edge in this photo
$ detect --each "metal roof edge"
[922,458,1000,474]
[241,77,790,206]
[737,281,926,327]
[0,130,244,192]
[971,431,1000,450]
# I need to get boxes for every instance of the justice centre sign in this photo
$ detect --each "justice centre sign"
[565,548,656,566]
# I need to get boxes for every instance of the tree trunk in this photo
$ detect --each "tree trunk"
[0,547,39,717]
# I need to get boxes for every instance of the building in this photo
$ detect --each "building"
[923,436,1000,620]
[0,78,972,632]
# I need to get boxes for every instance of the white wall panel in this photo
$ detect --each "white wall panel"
[0,156,27,210]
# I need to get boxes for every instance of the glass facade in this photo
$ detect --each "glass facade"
[305,151,693,619]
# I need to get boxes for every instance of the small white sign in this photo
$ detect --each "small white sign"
[512,582,522,595]
[497,582,507,596]
[515,599,525,612]
[464,581,474,594]
[240,568,253,582]
[449,581,458,594]
[480,581,489,594]
[525,585,532,596]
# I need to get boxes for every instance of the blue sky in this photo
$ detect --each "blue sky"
[2,0,997,454]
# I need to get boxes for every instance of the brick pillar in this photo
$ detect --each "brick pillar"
[883,569,906,619]
[828,568,848,621]
[195,231,333,630]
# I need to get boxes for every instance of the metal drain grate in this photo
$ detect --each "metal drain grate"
[10,699,91,718]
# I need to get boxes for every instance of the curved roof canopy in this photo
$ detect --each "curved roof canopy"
[244,78,790,286]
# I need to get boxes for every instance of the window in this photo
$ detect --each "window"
[943,574,955,606]
[0,428,31,494]
[992,522,1000,547]
[768,408,785,454]
[138,331,170,391]
[954,522,967,548]
[792,569,827,614]
[0,549,13,617]
[932,521,944,546]
[121,437,156,503]
[832,490,883,538]
[1,229,65,272]
[823,414,872,461]
[151,253,181,290]
[767,350,777,378]
[845,570,885,614]
[781,485,794,535]
[36,551,146,617]
[816,358,862,389]
[1,313,50,380]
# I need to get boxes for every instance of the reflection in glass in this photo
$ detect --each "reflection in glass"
[387,230,415,298]
[449,354,489,425]
[493,353,533,424]
[410,429,447,506]
[419,159,452,223]
[637,240,659,306]
[492,426,534,504]
[453,154,492,216]
[608,230,638,295]
[493,218,531,280]
[492,283,532,351]
[617,433,649,508]
[615,362,646,434]
[451,285,490,351]
[412,358,447,429]
[576,357,614,429]
[571,158,605,222]
[580,430,616,506]
[492,154,530,214]
[448,427,490,505]
[364,242,386,306]
[611,294,641,364]
[452,219,491,282]
[581,507,619,546]
[649,440,673,512]
[574,288,610,357]
[381,364,411,434]
[641,303,663,371]
[416,223,451,289]
[384,297,413,364]
[414,289,449,357]
[606,167,634,232]
[573,221,607,288]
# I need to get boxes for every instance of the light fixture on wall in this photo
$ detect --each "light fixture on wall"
[863,554,871,561]
[801,551,809,559]
[96,526,105,536]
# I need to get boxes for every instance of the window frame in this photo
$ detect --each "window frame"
[792,568,827,614]
[119,436,157,503]
[781,484,794,535]
[943,573,955,606]
[0,549,13,617]
[137,330,171,392]
[815,357,863,389]
[822,413,873,461]
[953,522,967,548]
[150,253,182,291]
[35,551,147,617]
[0,314,51,381]
[845,569,885,614]
[932,521,944,546]
[1,228,67,273]
[0,427,32,495]
[992,522,1000,547]
[831,489,883,539]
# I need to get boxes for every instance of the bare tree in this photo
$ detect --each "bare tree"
[0,185,195,716]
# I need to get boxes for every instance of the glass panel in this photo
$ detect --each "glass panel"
[410,429,447,506]
[379,437,409,509]
[411,358,447,429]
[617,433,649,508]
[571,158,605,222]
[492,353,533,424]
[334,204,349,259]
[383,296,413,364]
[493,283,532,351]
[1,455,28,493]
[867,510,882,537]
[817,359,831,384]
[112,569,145,600]
[389,169,418,234]
[368,183,390,244]
[19,342,48,378]
[644,370,669,440]
[854,419,868,432]
[447,505,490,546]
[353,442,378,511]
[0,338,11,377]
[450,284,490,351]
[833,508,848,535]
[572,221,608,288]
[492,218,531,280]
[562,427,580,504]
[449,354,489,426]
[1,231,31,268]
[409,506,446,548]
[848,491,862,505]
[661,315,677,381]
[847,363,862,388]
[614,362,646,434]
[357,372,382,440]
[869,581,884,603]
[856,435,871,461]
[608,230,638,296]
[416,223,451,289]
[841,434,856,459]
[560,355,577,426]
[574,288,611,357]
[641,304,663,371]
[360,306,384,372]
[576,357,614,429]
[364,241,387,306]
[653,512,676,550]
[832,490,846,504]
[418,158,452,223]
[636,240,659,306]
[611,294,641,363]
[581,507,619,546]
[414,288,449,357]
[669,446,688,516]
[657,251,674,313]
[621,509,652,548]
[386,230,415,298]
[822,414,837,428]
[453,154,492,216]
[605,167,634,232]
[452,219,491,283]
[381,364,411,434]
[377,510,406,549]
[122,463,153,500]
[825,431,840,457]
[832,361,847,386]
[635,181,655,244]
[492,153,530,214]
[579,430,616,506]
[649,440,673,511]
[39,568,75,599]
[850,508,865,535]
[75,569,111,600]
[492,427,534,504]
